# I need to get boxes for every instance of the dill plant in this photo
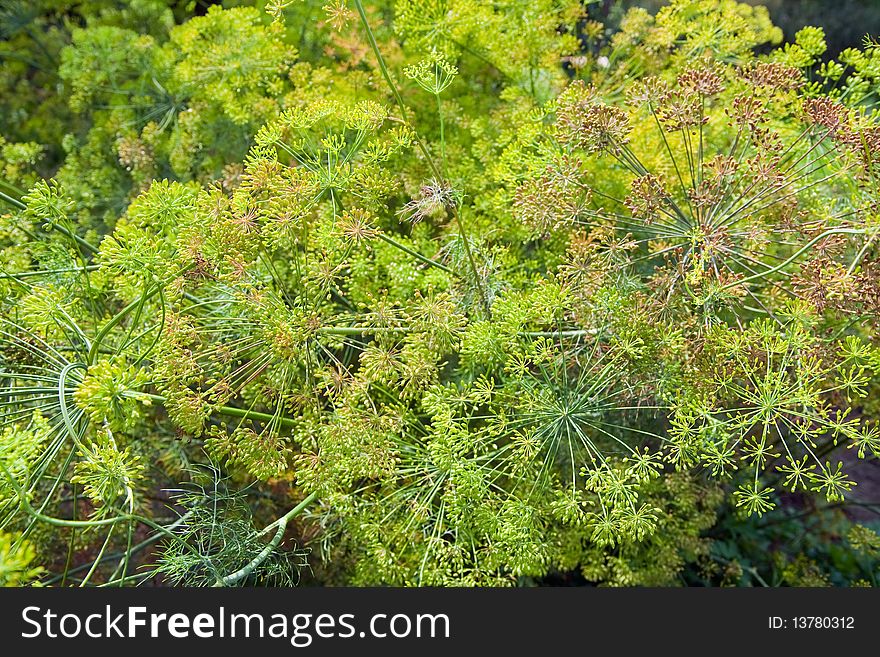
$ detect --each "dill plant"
[0,0,879,587]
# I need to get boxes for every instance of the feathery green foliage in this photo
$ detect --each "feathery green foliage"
[1,0,879,587]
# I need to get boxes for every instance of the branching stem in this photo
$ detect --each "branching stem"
[216,491,318,586]
[352,0,491,316]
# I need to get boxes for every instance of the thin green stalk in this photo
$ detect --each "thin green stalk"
[521,329,600,338]
[436,92,446,175]
[0,265,99,280]
[215,491,318,586]
[717,228,867,292]
[43,510,197,585]
[88,286,160,365]
[376,232,454,274]
[1,460,207,564]
[131,391,298,429]
[0,178,25,197]
[317,326,409,335]
[79,525,115,587]
[1,461,130,529]
[61,483,77,587]
[0,189,26,210]
[352,0,490,316]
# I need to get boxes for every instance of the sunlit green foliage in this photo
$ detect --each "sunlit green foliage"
[1,0,879,587]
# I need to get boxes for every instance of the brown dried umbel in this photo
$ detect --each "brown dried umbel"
[398,179,459,224]
[801,98,880,174]
[555,81,630,154]
[804,97,850,136]
[627,76,672,107]
[678,66,725,97]
[514,161,591,233]
[558,227,636,303]
[654,66,726,132]
[625,174,667,223]
[727,94,767,129]
[523,59,873,310]
[793,257,861,313]
[740,62,804,92]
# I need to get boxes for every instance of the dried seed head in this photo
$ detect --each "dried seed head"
[556,81,630,154]
[627,76,671,107]
[656,96,705,132]
[804,97,849,134]
[704,154,739,181]
[398,179,459,224]
[624,174,667,224]
[740,62,804,91]
[514,165,589,234]
[678,66,725,97]
[793,258,860,312]
[727,94,768,130]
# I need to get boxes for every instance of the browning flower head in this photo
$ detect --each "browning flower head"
[627,76,671,107]
[677,66,725,96]
[515,179,577,234]
[558,227,636,301]
[624,174,667,223]
[515,160,591,234]
[116,136,154,174]
[839,119,880,172]
[337,207,378,244]
[685,156,738,213]
[647,66,725,134]
[793,258,860,312]
[561,54,589,72]
[744,153,784,187]
[656,95,705,131]
[704,154,740,181]
[688,180,724,210]
[398,179,460,223]
[231,202,260,234]
[740,61,804,91]
[855,261,880,313]
[727,93,768,129]
[803,97,850,135]
[556,81,630,154]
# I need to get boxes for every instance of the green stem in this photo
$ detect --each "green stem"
[0,178,25,197]
[317,326,409,335]
[79,525,115,587]
[436,92,446,175]
[352,0,490,316]
[521,329,600,338]
[88,286,160,365]
[43,510,197,585]
[0,189,26,210]
[0,189,103,259]
[376,232,455,274]
[717,228,867,293]
[47,221,99,255]
[1,461,135,529]
[215,491,318,586]
[132,391,298,429]
[0,265,99,280]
